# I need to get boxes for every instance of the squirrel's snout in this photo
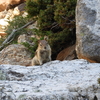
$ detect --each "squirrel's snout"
[44,47,46,49]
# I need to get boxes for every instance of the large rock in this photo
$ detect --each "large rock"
[76,0,100,63]
[0,59,100,99]
[0,44,32,66]
[0,0,25,12]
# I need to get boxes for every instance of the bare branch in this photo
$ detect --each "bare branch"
[61,16,75,23]
[0,20,35,50]
[50,22,59,30]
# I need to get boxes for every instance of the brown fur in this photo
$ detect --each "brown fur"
[31,37,51,66]
[56,44,77,61]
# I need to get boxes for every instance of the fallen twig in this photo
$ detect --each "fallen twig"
[0,20,35,50]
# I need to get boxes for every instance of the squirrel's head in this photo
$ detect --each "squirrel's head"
[38,36,50,50]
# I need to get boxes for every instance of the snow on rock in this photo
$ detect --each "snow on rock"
[0,59,100,100]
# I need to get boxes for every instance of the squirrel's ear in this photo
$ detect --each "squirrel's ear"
[44,36,48,41]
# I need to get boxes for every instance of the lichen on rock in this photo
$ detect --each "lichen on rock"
[76,0,100,63]
[0,59,100,100]
[0,44,32,66]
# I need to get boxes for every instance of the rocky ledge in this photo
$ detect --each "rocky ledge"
[0,59,100,100]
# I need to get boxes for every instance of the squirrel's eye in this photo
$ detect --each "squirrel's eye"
[40,44,42,46]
